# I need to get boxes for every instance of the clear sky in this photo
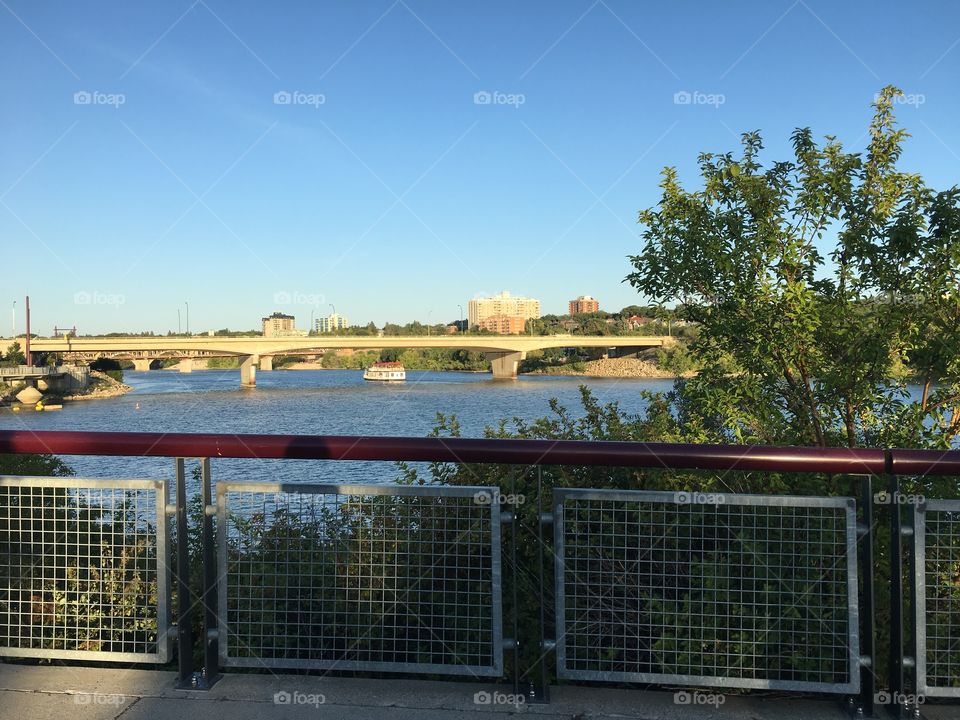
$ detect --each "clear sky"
[2,1,958,335]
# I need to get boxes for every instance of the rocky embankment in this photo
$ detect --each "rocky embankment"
[529,357,683,378]
[62,370,132,401]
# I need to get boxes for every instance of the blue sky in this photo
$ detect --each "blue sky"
[2,0,958,335]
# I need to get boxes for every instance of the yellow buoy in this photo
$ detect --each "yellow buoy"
[11,405,20,412]
[35,402,44,411]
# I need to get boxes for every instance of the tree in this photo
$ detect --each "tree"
[1,342,25,367]
[627,86,960,449]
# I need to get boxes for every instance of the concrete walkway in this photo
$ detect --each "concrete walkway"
[0,664,953,719]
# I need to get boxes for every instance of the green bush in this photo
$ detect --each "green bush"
[89,358,123,382]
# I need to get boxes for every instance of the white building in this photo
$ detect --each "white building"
[467,291,540,328]
[316,313,348,333]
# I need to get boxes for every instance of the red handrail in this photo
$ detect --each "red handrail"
[2,429,958,474]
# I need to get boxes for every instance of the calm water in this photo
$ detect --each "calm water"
[1,369,672,484]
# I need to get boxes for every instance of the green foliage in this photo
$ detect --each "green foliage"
[0,342,26,367]
[627,86,960,449]
[207,356,240,369]
[89,358,124,382]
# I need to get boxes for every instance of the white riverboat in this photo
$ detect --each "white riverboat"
[363,361,406,382]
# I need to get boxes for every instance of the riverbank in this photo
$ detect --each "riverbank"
[62,370,132,401]
[281,357,683,378]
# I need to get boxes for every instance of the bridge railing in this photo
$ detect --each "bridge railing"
[0,429,957,716]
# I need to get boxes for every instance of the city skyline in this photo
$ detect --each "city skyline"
[2,1,959,334]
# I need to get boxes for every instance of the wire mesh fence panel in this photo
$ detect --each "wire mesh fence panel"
[554,489,859,692]
[0,476,170,662]
[915,500,960,697]
[217,482,503,675]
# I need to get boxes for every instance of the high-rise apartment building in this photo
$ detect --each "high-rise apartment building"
[568,295,600,315]
[316,313,349,333]
[467,291,540,328]
[262,312,295,337]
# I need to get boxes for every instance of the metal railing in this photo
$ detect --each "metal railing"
[0,475,170,662]
[217,481,505,676]
[551,489,859,693]
[0,429,958,717]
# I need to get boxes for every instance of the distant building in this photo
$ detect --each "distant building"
[262,312,295,337]
[316,313,348,333]
[625,315,648,330]
[477,314,528,334]
[468,291,540,329]
[569,295,600,315]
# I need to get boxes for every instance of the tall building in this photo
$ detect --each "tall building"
[468,291,540,328]
[316,313,349,333]
[477,315,528,334]
[262,312,295,337]
[569,295,600,315]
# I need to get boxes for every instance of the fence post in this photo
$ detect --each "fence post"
[888,468,907,718]
[856,474,877,718]
[199,457,220,688]
[529,466,551,704]
[173,458,195,688]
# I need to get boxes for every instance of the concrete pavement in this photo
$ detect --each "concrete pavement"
[0,664,954,720]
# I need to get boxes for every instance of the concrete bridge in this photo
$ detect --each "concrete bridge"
[23,334,669,385]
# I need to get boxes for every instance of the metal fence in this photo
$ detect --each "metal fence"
[0,476,171,663]
[552,488,860,693]
[915,499,960,697]
[216,481,504,676]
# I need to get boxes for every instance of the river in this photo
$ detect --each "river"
[0,369,672,484]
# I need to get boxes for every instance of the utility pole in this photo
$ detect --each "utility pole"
[24,295,32,366]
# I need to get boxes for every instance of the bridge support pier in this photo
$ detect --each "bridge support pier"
[239,355,257,388]
[259,355,273,371]
[133,359,153,372]
[177,359,193,373]
[486,351,525,379]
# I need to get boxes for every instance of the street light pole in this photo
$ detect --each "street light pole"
[185,302,190,335]
[329,304,336,334]
[457,304,463,332]
[310,309,315,335]
[11,300,15,337]
[177,309,181,334]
